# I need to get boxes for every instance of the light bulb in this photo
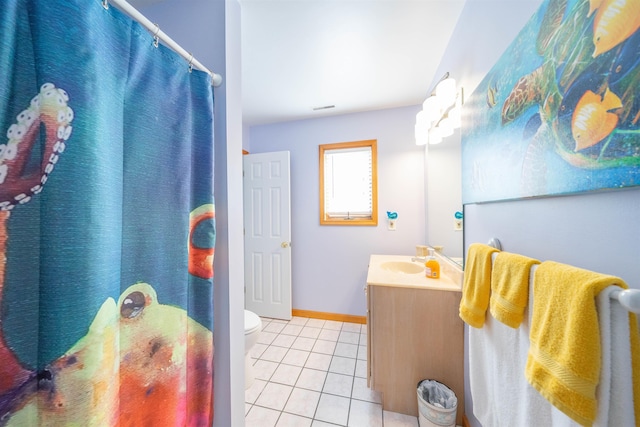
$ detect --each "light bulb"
[422,96,440,123]
[436,78,456,109]
[438,118,454,137]
[429,126,442,145]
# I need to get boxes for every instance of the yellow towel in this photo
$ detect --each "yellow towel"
[459,243,499,328]
[525,261,637,426]
[489,252,539,328]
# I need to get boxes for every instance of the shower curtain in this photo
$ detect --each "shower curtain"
[0,0,215,425]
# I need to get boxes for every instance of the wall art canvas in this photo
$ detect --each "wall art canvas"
[462,0,640,204]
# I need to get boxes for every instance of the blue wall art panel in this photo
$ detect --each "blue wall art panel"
[462,0,640,204]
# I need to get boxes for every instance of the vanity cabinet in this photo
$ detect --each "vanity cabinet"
[366,283,464,424]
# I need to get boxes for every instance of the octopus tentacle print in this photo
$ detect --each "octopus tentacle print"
[0,83,74,211]
[0,83,73,417]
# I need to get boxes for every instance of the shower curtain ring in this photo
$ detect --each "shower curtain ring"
[188,53,194,73]
[102,0,109,10]
[153,23,160,48]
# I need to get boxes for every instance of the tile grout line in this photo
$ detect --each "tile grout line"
[249,317,390,427]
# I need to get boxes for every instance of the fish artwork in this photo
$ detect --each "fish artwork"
[487,83,498,108]
[590,0,640,57]
[571,88,623,151]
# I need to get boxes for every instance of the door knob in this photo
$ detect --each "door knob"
[281,242,291,248]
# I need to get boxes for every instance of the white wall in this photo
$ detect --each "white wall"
[139,1,245,425]
[248,105,426,316]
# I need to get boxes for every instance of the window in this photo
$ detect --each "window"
[319,139,378,226]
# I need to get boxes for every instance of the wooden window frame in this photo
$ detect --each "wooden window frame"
[319,139,378,226]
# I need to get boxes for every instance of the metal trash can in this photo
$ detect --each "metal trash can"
[416,379,457,427]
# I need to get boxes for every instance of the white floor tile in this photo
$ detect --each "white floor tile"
[260,317,272,327]
[351,377,381,403]
[258,331,278,345]
[341,323,362,333]
[306,318,326,328]
[282,348,310,367]
[291,336,316,351]
[323,320,343,331]
[272,334,296,348]
[296,368,328,392]
[254,359,279,381]
[323,372,353,397]
[383,410,419,427]
[355,359,367,378]
[334,342,358,358]
[318,329,340,342]
[359,333,367,345]
[281,324,304,336]
[348,399,382,427]
[288,316,309,326]
[276,412,313,427]
[271,364,303,386]
[251,342,269,359]
[261,345,289,363]
[246,316,403,427]
[245,378,267,404]
[255,382,293,411]
[329,356,356,376]
[283,387,321,418]
[315,393,350,425]
[305,353,332,371]
[264,322,286,334]
[338,331,360,344]
[357,345,367,360]
[245,405,281,427]
[299,326,322,339]
[312,339,337,355]
[311,421,341,427]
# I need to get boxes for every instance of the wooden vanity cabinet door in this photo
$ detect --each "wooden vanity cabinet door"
[367,285,464,425]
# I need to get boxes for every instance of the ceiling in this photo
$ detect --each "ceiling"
[239,0,466,126]
[127,0,470,126]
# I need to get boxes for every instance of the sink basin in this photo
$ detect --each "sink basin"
[380,261,423,274]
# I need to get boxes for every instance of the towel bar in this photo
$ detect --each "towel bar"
[611,289,640,314]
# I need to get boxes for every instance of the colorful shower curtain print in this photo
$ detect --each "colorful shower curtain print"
[0,0,215,425]
[462,0,640,204]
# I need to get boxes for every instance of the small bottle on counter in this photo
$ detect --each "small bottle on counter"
[425,248,440,279]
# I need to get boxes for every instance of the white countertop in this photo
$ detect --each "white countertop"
[366,254,462,292]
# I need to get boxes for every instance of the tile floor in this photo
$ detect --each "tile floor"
[245,316,420,427]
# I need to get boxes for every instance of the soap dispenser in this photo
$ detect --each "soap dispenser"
[425,248,440,279]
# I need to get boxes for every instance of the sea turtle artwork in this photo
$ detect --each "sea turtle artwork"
[462,0,640,203]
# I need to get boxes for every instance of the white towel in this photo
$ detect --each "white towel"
[594,286,635,426]
[469,268,638,426]
[469,264,581,427]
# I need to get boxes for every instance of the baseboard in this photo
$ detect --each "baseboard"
[292,308,366,324]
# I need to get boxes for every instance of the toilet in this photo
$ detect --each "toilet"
[244,310,262,389]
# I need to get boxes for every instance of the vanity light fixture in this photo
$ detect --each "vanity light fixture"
[415,72,463,146]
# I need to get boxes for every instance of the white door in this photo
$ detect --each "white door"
[243,151,292,320]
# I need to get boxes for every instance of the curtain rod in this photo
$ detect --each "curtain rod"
[103,0,223,87]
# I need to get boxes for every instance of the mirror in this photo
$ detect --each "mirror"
[425,132,463,267]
